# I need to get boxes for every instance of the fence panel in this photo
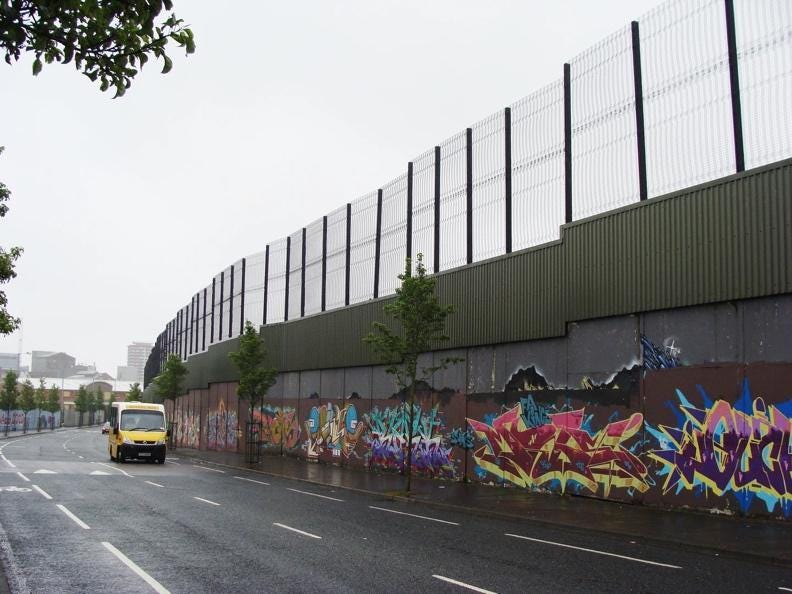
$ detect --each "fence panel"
[303,219,324,316]
[735,0,792,169]
[411,149,435,271]
[379,174,408,296]
[244,251,266,329]
[438,131,467,271]
[266,238,288,324]
[349,191,378,304]
[641,0,735,198]
[288,230,303,320]
[571,26,639,219]
[325,205,347,311]
[511,81,565,251]
[471,111,506,262]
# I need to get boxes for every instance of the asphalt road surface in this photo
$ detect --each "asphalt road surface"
[0,429,790,593]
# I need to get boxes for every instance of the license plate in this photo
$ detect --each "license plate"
[139,452,151,457]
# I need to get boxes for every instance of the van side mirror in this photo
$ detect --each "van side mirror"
[166,429,171,438]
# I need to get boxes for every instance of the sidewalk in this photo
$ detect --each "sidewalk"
[172,446,792,568]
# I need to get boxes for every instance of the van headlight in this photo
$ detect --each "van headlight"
[155,438,166,445]
[123,436,134,445]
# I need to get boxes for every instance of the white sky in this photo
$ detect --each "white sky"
[0,0,660,374]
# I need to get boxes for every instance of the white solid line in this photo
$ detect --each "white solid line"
[234,476,270,486]
[432,575,497,594]
[145,481,164,488]
[1,454,16,468]
[272,522,322,539]
[32,485,52,500]
[778,588,792,592]
[102,542,171,594]
[193,497,220,506]
[194,465,224,473]
[96,462,133,477]
[369,506,459,526]
[16,472,29,482]
[287,487,343,502]
[56,504,90,530]
[165,460,180,465]
[504,534,682,569]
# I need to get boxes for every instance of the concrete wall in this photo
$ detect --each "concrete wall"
[168,293,792,520]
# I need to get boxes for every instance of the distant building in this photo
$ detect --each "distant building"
[116,365,139,382]
[126,342,153,383]
[0,352,20,375]
[30,351,77,378]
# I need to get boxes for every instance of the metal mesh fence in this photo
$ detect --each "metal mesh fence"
[149,0,792,378]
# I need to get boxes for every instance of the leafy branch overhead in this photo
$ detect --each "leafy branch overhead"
[229,322,278,417]
[0,147,22,336]
[0,0,196,97]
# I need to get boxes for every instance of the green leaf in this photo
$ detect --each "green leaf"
[32,58,42,75]
[161,55,172,74]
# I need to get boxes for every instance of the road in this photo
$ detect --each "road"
[0,429,789,593]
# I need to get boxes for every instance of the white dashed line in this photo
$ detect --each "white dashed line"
[96,462,134,477]
[193,497,220,506]
[165,460,180,465]
[369,506,459,525]
[102,542,171,594]
[145,481,164,488]
[504,534,682,569]
[56,505,90,529]
[1,454,16,468]
[273,523,321,539]
[234,476,270,486]
[432,575,497,593]
[286,487,343,502]
[16,472,29,482]
[32,485,52,500]
[78,455,84,459]
[193,465,224,473]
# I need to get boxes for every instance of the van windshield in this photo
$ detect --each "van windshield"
[120,410,165,431]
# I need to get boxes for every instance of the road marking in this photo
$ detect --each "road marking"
[96,462,133,477]
[287,487,343,502]
[432,575,497,593]
[32,485,52,500]
[193,465,224,473]
[1,454,16,468]
[234,476,270,486]
[16,472,29,482]
[273,522,321,539]
[102,542,171,594]
[33,469,56,474]
[165,460,180,465]
[504,534,682,569]
[56,504,90,530]
[778,588,792,592]
[0,486,30,493]
[145,481,165,488]
[89,470,112,475]
[193,497,220,506]
[78,455,84,459]
[369,506,459,526]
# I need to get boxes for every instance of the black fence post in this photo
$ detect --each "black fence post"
[344,203,351,306]
[194,293,200,353]
[406,162,413,263]
[210,277,216,344]
[187,299,193,355]
[219,270,225,340]
[724,0,745,172]
[466,127,473,265]
[228,264,234,339]
[374,189,383,298]
[285,236,291,321]
[631,21,648,201]
[202,287,207,351]
[564,63,573,224]
[321,216,328,312]
[300,227,307,318]
[240,257,246,335]
[434,146,441,274]
[504,107,513,253]
[263,245,269,325]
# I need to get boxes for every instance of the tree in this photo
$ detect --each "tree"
[46,384,60,429]
[127,382,141,402]
[0,147,22,336]
[0,370,18,435]
[73,385,88,427]
[152,354,186,445]
[1,0,195,98]
[363,254,458,493]
[34,378,47,430]
[94,387,105,423]
[18,379,35,433]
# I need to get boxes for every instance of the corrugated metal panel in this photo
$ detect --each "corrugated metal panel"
[178,158,791,389]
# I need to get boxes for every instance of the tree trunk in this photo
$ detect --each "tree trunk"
[22,412,26,434]
[405,382,416,493]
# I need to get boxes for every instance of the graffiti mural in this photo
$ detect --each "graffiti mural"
[467,396,650,496]
[364,404,457,478]
[641,335,681,370]
[179,409,200,449]
[207,399,238,451]
[0,409,59,431]
[303,403,366,459]
[647,380,792,517]
[253,405,301,449]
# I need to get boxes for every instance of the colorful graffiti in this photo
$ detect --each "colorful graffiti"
[303,403,366,459]
[178,409,200,449]
[641,335,681,370]
[467,396,650,496]
[0,409,59,431]
[364,404,457,478]
[207,399,238,451]
[253,405,300,449]
[648,380,792,517]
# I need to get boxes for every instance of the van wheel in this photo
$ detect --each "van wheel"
[110,449,115,461]
[118,451,125,463]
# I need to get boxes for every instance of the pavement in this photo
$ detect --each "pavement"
[173,445,792,568]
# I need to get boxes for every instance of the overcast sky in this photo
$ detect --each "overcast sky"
[0,0,660,374]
